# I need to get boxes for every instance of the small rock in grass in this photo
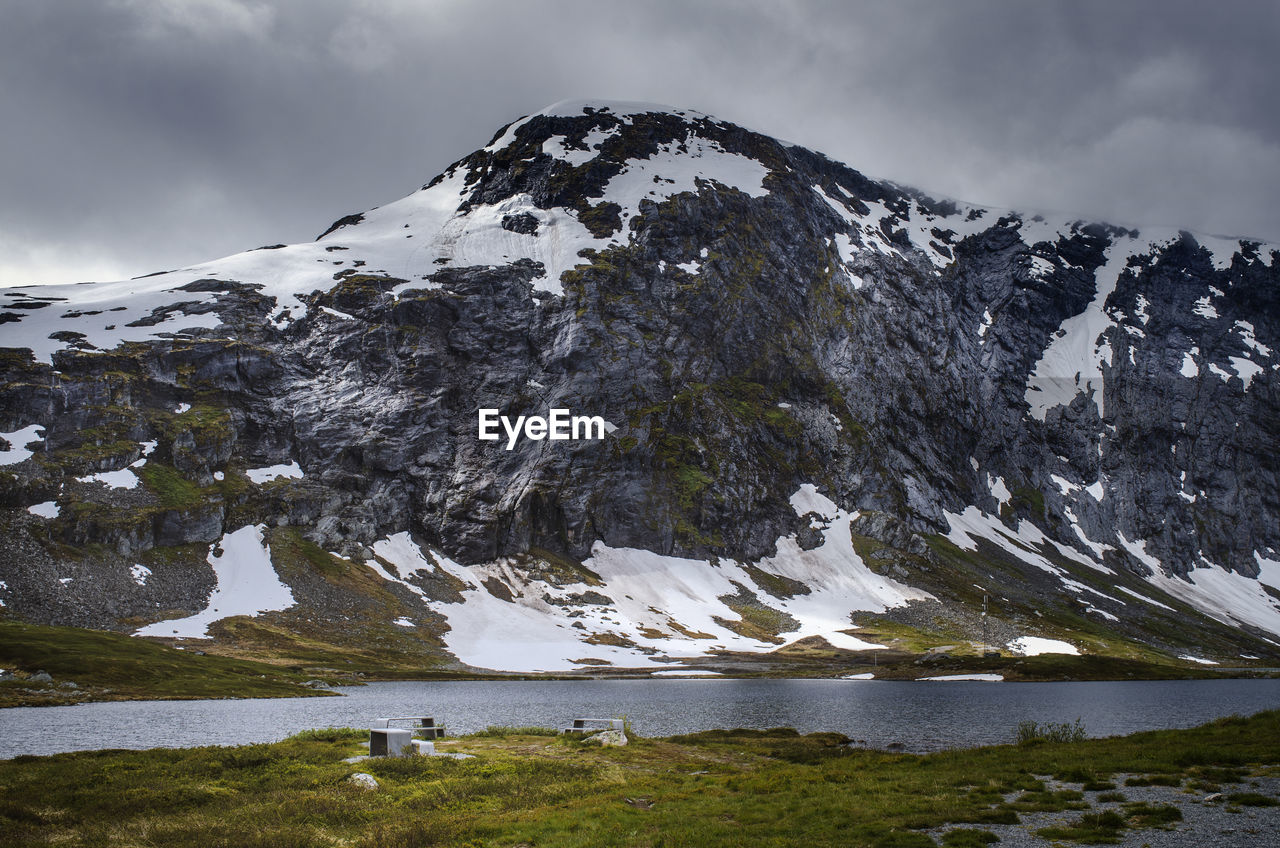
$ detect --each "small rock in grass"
[347,773,379,790]
[583,729,628,747]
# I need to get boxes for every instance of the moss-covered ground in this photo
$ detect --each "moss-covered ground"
[2,711,1278,847]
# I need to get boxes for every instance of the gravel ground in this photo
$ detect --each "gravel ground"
[928,773,1280,847]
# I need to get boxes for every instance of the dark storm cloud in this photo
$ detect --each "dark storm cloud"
[2,0,1277,286]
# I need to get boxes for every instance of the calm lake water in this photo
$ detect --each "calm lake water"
[2,678,1278,759]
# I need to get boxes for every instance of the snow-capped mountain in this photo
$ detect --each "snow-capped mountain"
[1,99,1277,674]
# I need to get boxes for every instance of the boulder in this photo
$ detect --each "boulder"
[583,729,628,747]
[347,773,379,790]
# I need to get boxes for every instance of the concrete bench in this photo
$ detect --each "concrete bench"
[563,718,624,734]
[369,716,446,757]
[371,716,446,738]
[411,716,446,739]
[369,727,414,757]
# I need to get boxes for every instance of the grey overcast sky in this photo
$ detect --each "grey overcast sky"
[2,0,1277,287]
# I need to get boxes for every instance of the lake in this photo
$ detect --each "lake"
[2,678,1278,759]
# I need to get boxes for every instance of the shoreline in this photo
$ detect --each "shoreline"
[6,662,1279,710]
[5,617,1277,710]
[7,665,1279,710]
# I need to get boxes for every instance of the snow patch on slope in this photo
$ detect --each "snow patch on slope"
[1181,348,1200,378]
[1118,535,1280,637]
[1008,636,1079,656]
[0,425,45,466]
[1115,584,1175,611]
[1024,233,1136,420]
[365,485,929,673]
[27,501,59,519]
[945,505,1113,582]
[542,126,619,167]
[945,507,1062,576]
[1193,295,1219,319]
[1236,321,1272,357]
[987,475,1012,508]
[134,525,294,638]
[246,462,303,484]
[378,178,609,297]
[77,468,140,489]
[0,277,226,365]
[1230,356,1262,389]
[602,136,770,235]
[1257,552,1280,591]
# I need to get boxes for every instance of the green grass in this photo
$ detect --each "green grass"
[1122,801,1183,826]
[471,726,561,738]
[134,462,204,508]
[940,830,999,847]
[0,620,332,706]
[3,711,1279,847]
[742,564,811,599]
[714,600,797,644]
[1227,792,1280,806]
[1036,809,1126,843]
[1016,718,1087,745]
[1123,773,1182,787]
[285,728,368,743]
[1032,802,1182,842]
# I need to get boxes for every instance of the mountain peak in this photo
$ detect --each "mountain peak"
[475,98,747,170]
[535,98,708,121]
[1,105,1270,366]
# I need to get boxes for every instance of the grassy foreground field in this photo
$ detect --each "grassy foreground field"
[2,711,1279,847]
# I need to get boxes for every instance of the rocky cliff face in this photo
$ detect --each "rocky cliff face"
[1,100,1277,672]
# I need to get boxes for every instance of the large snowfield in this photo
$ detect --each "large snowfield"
[361,485,931,673]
